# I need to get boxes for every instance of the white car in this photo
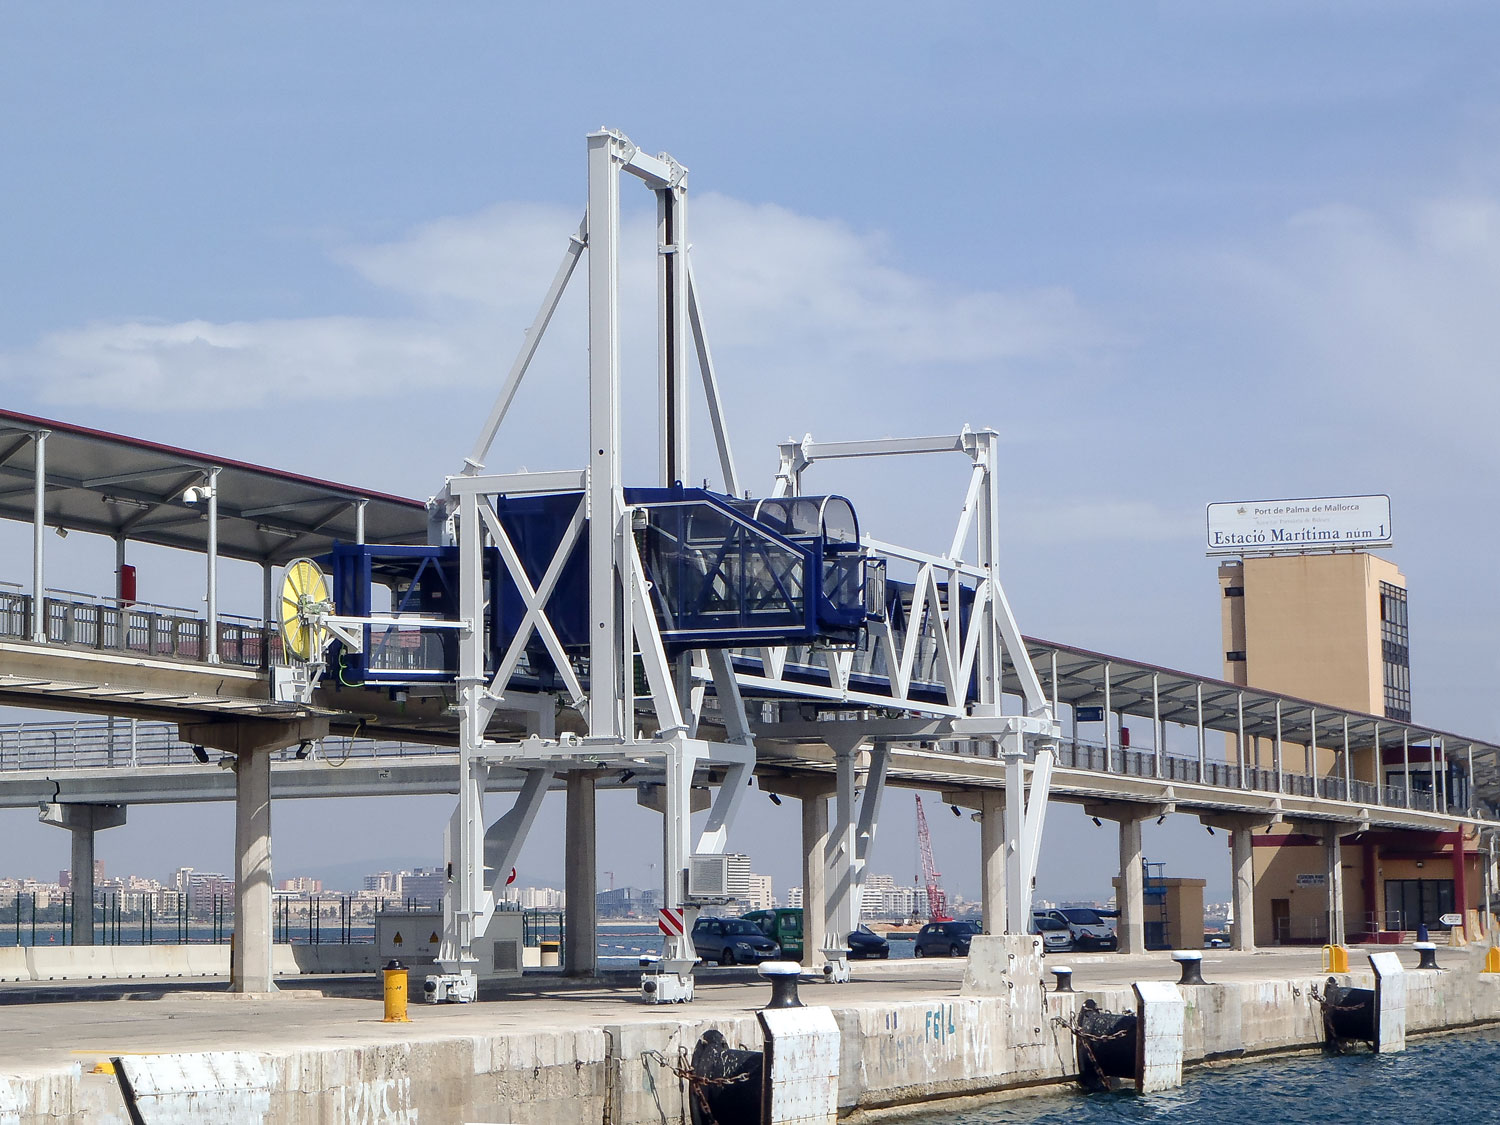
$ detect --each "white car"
[1028,915,1072,953]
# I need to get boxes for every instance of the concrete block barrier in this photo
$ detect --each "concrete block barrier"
[0,947,30,983]
[26,945,117,981]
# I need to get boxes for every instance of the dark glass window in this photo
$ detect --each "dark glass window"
[1223,586,1244,598]
[1380,582,1410,721]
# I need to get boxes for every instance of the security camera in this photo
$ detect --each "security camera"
[183,486,204,504]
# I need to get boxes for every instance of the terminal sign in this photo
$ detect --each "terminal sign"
[1206,494,1392,556]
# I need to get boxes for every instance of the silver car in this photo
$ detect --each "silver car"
[1028,914,1072,953]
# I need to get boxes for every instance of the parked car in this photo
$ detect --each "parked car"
[1038,907,1117,951]
[740,909,890,959]
[1028,914,1072,954]
[847,924,891,960]
[691,917,781,965]
[912,920,982,958]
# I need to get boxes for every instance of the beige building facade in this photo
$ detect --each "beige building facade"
[1219,551,1480,945]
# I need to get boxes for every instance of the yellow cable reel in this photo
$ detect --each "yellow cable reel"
[279,557,333,662]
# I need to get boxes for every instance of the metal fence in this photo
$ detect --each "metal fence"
[1053,736,1467,816]
[0,588,273,669]
[0,718,453,773]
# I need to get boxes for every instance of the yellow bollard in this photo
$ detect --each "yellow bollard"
[1321,944,1349,973]
[382,959,410,1023]
[1484,946,1500,974]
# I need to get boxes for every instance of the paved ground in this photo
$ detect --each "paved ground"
[0,946,1430,1078]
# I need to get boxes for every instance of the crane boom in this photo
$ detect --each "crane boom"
[913,796,952,922]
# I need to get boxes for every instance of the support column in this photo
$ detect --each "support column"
[38,803,126,946]
[30,429,47,643]
[1231,828,1256,952]
[205,466,221,664]
[234,746,273,992]
[564,772,597,976]
[979,789,1005,936]
[801,791,830,968]
[181,717,327,994]
[1201,812,1278,951]
[1118,816,1145,954]
[1325,824,1346,947]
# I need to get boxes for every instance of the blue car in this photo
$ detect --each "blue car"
[912,920,982,957]
[691,917,782,965]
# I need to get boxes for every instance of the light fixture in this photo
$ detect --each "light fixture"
[768,793,783,806]
[100,495,152,512]
[1206,826,1215,836]
[618,769,636,784]
[1091,816,1103,827]
[951,805,962,818]
[54,526,67,539]
[191,746,209,764]
[1156,814,1167,825]
[294,740,312,760]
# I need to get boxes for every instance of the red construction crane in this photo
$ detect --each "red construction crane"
[914,796,953,922]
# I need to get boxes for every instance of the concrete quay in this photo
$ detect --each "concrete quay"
[1,946,1497,1123]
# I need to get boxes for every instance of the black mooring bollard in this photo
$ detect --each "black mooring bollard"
[759,961,804,1009]
[1172,950,1207,985]
[1414,941,1440,970]
[1052,966,1075,993]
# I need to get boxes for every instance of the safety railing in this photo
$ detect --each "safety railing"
[0,717,454,773]
[0,588,276,670]
[1053,735,1480,820]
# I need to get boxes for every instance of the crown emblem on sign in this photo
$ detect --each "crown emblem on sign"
[1236,506,1246,515]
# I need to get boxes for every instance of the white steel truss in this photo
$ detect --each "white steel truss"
[425,129,1059,999]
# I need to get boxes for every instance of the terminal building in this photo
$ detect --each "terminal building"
[1219,546,1480,944]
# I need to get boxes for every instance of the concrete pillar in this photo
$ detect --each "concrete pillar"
[181,717,326,994]
[1118,816,1145,954]
[1326,824,1346,946]
[233,746,274,992]
[563,772,597,977]
[801,792,829,967]
[980,789,1005,936]
[38,803,126,946]
[1231,828,1256,952]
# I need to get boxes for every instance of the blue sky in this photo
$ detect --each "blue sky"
[2,3,1499,903]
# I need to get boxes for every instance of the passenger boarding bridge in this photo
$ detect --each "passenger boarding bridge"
[1,129,1497,1002]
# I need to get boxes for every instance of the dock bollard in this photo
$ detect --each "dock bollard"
[1051,966,1075,993]
[1484,946,1500,974]
[1172,951,1207,986]
[759,961,804,1009]
[1414,942,1440,971]
[1322,944,1349,973]
[382,959,411,1023]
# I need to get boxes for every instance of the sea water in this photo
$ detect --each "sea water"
[897,1028,1500,1124]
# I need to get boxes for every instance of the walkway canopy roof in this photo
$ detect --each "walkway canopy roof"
[0,409,429,566]
[1022,636,1500,770]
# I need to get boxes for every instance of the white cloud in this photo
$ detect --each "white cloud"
[0,195,1107,427]
[1212,195,1500,451]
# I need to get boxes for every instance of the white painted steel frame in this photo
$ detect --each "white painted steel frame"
[428,128,1059,988]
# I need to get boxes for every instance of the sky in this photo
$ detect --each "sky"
[2,2,1500,906]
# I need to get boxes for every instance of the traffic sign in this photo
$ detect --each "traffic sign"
[658,907,686,937]
[1439,913,1463,927]
[1075,706,1104,723]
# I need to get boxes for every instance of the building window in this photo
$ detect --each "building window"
[1225,650,1246,662]
[1223,586,1244,598]
[1381,581,1410,721]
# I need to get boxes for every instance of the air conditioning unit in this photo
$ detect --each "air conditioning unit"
[687,853,751,901]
